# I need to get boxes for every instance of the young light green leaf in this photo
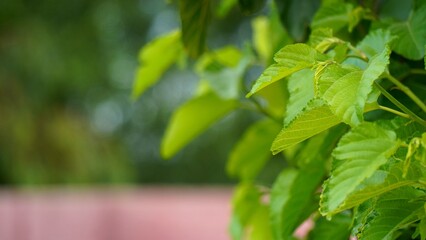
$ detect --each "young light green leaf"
[358,187,425,240]
[356,29,395,58]
[247,44,326,97]
[321,47,390,126]
[320,122,400,216]
[179,0,211,58]
[197,46,250,100]
[132,30,182,99]
[285,69,315,125]
[230,184,261,240]
[271,99,340,154]
[249,205,274,240]
[161,92,237,159]
[252,16,273,63]
[309,28,343,53]
[385,4,426,60]
[311,3,354,32]
[331,161,425,213]
[307,213,352,240]
[227,119,281,180]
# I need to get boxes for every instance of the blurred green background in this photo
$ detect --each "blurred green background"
[0,0,282,185]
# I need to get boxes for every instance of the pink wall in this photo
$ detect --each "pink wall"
[0,187,232,240]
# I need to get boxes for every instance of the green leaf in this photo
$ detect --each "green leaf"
[274,0,320,41]
[309,28,344,53]
[132,30,182,99]
[271,129,344,240]
[358,187,425,240]
[179,0,211,58]
[271,99,340,154]
[247,44,326,97]
[238,0,267,15]
[320,47,390,126]
[418,216,426,240]
[227,119,281,180]
[252,16,273,63]
[331,160,425,213]
[197,46,250,99]
[320,122,400,216]
[384,4,426,60]
[249,205,274,240]
[161,92,237,158]
[356,29,395,58]
[308,213,352,240]
[216,0,237,17]
[285,69,315,125]
[311,3,354,32]
[230,184,261,240]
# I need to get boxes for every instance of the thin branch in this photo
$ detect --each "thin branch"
[374,81,426,127]
[385,73,426,113]
[378,105,410,119]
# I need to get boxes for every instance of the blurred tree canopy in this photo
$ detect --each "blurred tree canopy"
[0,0,278,185]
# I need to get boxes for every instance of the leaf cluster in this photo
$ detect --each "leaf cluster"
[133,0,426,239]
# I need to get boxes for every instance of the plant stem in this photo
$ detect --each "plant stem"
[347,43,369,62]
[374,81,426,127]
[385,73,426,113]
[378,105,410,119]
[410,69,426,76]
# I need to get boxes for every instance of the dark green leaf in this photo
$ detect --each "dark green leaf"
[384,4,426,60]
[274,0,320,41]
[308,213,352,240]
[179,0,211,58]
[271,130,342,240]
[311,3,354,32]
[358,187,425,240]
[238,0,266,15]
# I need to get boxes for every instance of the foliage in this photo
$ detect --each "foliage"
[134,0,426,239]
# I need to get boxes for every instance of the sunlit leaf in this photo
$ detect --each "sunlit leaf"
[320,47,390,126]
[161,92,237,158]
[320,122,400,216]
[179,0,211,58]
[247,44,326,97]
[271,99,340,154]
[227,119,281,180]
[216,0,237,17]
[132,30,182,99]
[285,69,314,125]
